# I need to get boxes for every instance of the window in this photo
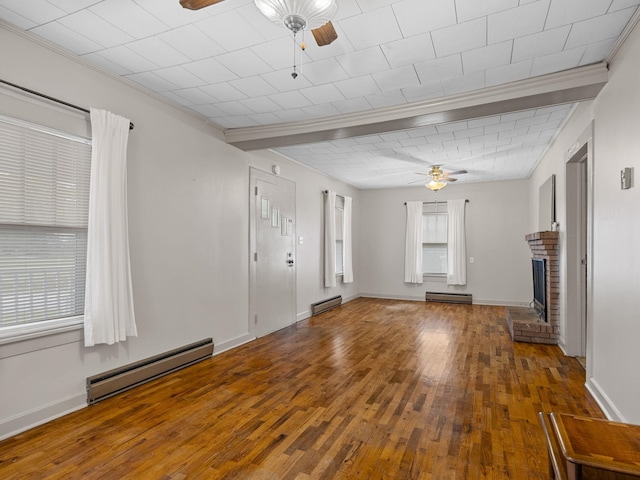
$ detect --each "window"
[335,196,344,275]
[422,206,448,275]
[0,115,91,338]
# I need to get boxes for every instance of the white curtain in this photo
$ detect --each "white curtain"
[324,190,337,287]
[404,201,423,284]
[343,196,354,283]
[447,199,467,285]
[84,108,137,347]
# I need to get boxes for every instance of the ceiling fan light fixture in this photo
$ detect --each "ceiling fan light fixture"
[426,180,447,191]
[254,0,337,31]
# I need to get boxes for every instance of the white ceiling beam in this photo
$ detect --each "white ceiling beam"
[226,62,608,150]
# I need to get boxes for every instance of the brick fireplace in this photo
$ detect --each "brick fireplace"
[506,231,559,344]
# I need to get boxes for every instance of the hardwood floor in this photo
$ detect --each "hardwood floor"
[0,298,603,479]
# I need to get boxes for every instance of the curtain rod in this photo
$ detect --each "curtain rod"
[404,199,469,205]
[0,79,134,130]
[322,190,346,198]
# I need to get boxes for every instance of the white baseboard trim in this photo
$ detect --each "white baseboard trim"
[360,294,528,307]
[297,310,311,322]
[585,376,625,422]
[0,392,86,441]
[213,333,255,356]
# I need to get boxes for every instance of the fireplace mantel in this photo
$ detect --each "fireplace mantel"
[506,231,559,344]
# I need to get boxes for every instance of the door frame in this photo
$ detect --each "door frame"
[248,167,297,337]
[564,122,594,365]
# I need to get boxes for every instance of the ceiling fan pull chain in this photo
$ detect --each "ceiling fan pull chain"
[291,31,298,79]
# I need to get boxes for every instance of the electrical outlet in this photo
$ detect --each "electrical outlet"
[469,257,475,264]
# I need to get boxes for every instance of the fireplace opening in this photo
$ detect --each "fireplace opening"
[532,258,547,322]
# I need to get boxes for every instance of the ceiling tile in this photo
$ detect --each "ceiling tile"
[171,87,218,105]
[2,0,65,24]
[487,0,550,44]
[261,69,314,92]
[334,75,381,98]
[182,57,238,84]
[195,9,265,51]
[217,49,274,77]
[273,109,307,123]
[381,33,436,68]
[365,91,407,109]
[47,0,102,13]
[154,66,207,89]
[229,76,279,97]
[81,52,133,75]
[340,6,403,50]
[125,71,178,92]
[336,46,391,77]
[159,25,226,61]
[215,101,256,116]
[455,0,519,22]
[57,9,134,48]
[402,81,445,102]
[610,0,640,11]
[432,18,486,57]
[30,22,103,55]
[300,58,350,86]
[485,60,532,86]
[331,97,374,114]
[246,112,284,125]
[546,0,609,29]
[0,5,36,29]
[134,0,212,28]
[414,55,463,84]
[392,0,457,37]
[512,26,570,63]
[89,0,169,39]
[270,91,314,109]
[93,45,161,73]
[200,83,248,102]
[301,103,342,118]
[299,84,345,104]
[251,36,299,71]
[579,38,617,65]
[127,37,191,68]
[373,65,420,92]
[462,41,512,73]
[239,97,282,114]
[565,7,637,49]
[530,47,585,76]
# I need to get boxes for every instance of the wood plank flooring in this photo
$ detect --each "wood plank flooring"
[0,298,603,479]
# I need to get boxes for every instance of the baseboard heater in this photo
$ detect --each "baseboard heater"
[311,295,342,316]
[425,292,473,304]
[86,338,214,405]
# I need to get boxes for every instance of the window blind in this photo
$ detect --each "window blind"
[0,116,91,328]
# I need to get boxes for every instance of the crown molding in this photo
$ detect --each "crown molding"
[225,63,608,150]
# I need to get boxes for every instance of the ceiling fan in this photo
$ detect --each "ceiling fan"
[415,165,468,191]
[179,0,339,48]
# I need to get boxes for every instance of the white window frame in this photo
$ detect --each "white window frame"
[422,204,448,277]
[0,114,91,345]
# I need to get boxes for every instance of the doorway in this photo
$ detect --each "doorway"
[249,168,296,337]
[565,123,593,365]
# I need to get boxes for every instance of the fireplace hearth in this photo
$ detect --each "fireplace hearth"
[505,231,559,344]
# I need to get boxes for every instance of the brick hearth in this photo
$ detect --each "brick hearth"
[506,231,559,344]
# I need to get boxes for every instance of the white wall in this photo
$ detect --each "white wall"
[358,180,532,305]
[0,24,362,439]
[530,20,640,422]
[0,25,250,438]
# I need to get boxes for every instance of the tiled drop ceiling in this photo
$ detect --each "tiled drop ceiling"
[1,0,638,188]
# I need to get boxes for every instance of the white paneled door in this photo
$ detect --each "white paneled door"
[249,168,296,338]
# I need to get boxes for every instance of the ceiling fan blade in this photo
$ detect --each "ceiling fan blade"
[179,0,224,10]
[446,178,458,182]
[312,21,338,47]
[445,169,468,176]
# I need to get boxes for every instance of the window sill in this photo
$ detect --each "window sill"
[0,316,83,346]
